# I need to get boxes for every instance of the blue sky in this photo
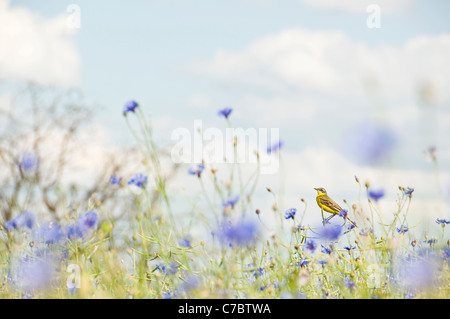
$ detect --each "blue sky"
[9,0,450,136]
[2,0,450,225]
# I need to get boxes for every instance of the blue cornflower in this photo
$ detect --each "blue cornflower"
[267,140,283,154]
[296,258,310,267]
[218,218,260,247]
[5,211,36,230]
[345,122,396,165]
[318,224,342,241]
[77,210,98,231]
[346,224,356,231]
[123,100,139,115]
[155,263,166,273]
[19,152,39,172]
[359,227,373,236]
[305,239,317,252]
[188,163,205,177]
[284,208,296,220]
[343,276,355,290]
[247,266,265,278]
[67,210,99,240]
[127,173,148,188]
[442,249,450,260]
[436,218,450,225]
[178,237,191,248]
[339,209,348,218]
[397,225,409,234]
[395,256,436,290]
[368,189,385,201]
[321,245,333,254]
[110,175,122,185]
[317,259,328,265]
[343,246,356,252]
[162,291,174,299]
[9,256,55,292]
[34,221,65,244]
[223,196,239,210]
[217,107,232,118]
[155,263,178,275]
[404,293,415,299]
[403,187,414,197]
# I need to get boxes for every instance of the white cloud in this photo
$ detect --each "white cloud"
[190,28,450,103]
[234,95,317,128]
[0,0,80,86]
[301,0,415,14]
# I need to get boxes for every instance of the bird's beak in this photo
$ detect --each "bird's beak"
[314,188,319,190]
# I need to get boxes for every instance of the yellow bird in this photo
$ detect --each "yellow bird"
[314,187,357,227]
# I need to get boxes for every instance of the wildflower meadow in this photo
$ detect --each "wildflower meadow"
[0,89,448,302]
[1,2,449,310]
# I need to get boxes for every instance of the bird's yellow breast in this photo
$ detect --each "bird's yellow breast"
[316,194,340,214]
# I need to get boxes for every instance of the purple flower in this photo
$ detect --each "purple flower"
[188,163,205,177]
[403,187,414,197]
[305,239,317,252]
[359,227,373,236]
[178,237,191,248]
[223,196,239,210]
[343,276,355,290]
[339,209,348,218]
[404,292,415,299]
[321,245,333,254]
[9,256,55,292]
[284,208,296,220]
[345,122,396,165]
[110,175,122,185]
[5,211,36,230]
[397,225,409,234]
[127,173,148,188]
[123,100,139,115]
[156,263,178,275]
[19,152,39,172]
[317,259,328,265]
[218,107,232,118]
[368,189,385,201]
[34,221,65,244]
[163,291,174,299]
[436,218,450,225]
[318,224,342,241]
[67,210,99,240]
[442,249,450,260]
[395,255,436,290]
[296,258,310,267]
[246,264,265,278]
[267,140,283,154]
[218,218,260,246]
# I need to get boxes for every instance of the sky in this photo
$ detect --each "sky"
[1,0,450,228]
